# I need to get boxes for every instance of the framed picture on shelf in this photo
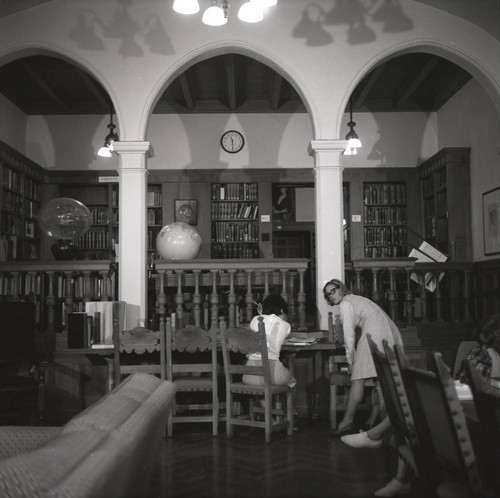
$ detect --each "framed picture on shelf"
[483,186,500,255]
[175,199,197,225]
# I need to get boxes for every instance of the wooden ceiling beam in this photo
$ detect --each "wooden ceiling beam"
[178,72,195,110]
[394,56,440,108]
[270,72,283,110]
[224,54,237,110]
[75,68,110,111]
[19,60,70,112]
[354,65,384,109]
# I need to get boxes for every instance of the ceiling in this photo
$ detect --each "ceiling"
[0,52,472,116]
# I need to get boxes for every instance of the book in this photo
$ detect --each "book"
[409,241,447,292]
[85,301,126,345]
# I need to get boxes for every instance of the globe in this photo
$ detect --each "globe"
[37,198,92,260]
[156,222,201,260]
[38,198,92,240]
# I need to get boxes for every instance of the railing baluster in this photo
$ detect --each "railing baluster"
[434,271,443,321]
[404,268,413,326]
[227,269,236,329]
[210,269,219,325]
[463,269,471,321]
[175,270,184,326]
[297,268,306,330]
[371,268,380,305]
[449,270,457,321]
[419,272,428,321]
[193,270,202,328]
[263,269,270,299]
[245,269,253,323]
[387,268,398,323]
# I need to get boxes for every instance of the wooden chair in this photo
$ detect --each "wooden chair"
[366,336,421,480]
[219,316,294,443]
[465,358,500,493]
[452,340,479,377]
[328,312,376,429]
[397,347,483,497]
[111,324,166,389]
[164,317,220,437]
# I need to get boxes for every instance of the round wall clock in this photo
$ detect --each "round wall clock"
[221,130,244,153]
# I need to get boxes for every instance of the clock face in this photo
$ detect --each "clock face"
[221,130,244,153]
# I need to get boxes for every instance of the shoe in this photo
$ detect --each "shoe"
[340,431,383,448]
[374,478,410,497]
[328,422,357,438]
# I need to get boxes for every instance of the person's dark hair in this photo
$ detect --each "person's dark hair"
[322,278,352,305]
[476,314,500,352]
[261,294,288,316]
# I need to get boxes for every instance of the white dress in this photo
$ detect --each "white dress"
[339,294,403,380]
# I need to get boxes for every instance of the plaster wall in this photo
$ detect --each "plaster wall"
[0,93,26,153]
[437,79,500,262]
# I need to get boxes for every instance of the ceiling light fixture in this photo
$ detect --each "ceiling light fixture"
[343,98,362,156]
[173,0,277,26]
[97,109,119,158]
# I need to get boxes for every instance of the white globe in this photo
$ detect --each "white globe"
[156,222,201,260]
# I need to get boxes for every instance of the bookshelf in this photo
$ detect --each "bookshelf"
[60,182,118,260]
[147,184,163,265]
[418,148,471,261]
[211,182,260,259]
[363,182,407,258]
[0,142,44,261]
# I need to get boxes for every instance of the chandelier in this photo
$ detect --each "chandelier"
[343,98,362,156]
[173,0,277,26]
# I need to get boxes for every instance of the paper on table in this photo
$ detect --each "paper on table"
[454,380,473,400]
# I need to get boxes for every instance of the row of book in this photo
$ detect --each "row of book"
[363,183,406,206]
[24,200,39,218]
[364,226,407,246]
[2,190,23,211]
[211,183,258,201]
[364,245,406,258]
[211,242,259,259]
[67,301,126,349]
[2,166,24,194]
[90,208,110,225]
[147,190,162,206]
[364,206,406,225]
[147,208,162,226]
[211,222,259,243]
[1,212,22,234]
[211,202,258,220]
[76,230,110,249]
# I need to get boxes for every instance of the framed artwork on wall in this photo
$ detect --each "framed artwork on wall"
[483,187,500,255]
[175,199,197,225]
[272,185,295,221]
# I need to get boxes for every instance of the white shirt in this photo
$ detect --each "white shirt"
[247,313,291,361]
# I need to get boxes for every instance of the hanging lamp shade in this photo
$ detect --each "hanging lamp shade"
[238,1,264,22]
[202,4,227,25]
[97,110,118,158]
[173,0,200,15]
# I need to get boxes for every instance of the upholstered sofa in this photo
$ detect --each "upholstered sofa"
[0,372,176,498]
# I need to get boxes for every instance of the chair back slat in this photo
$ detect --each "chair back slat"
[396,347,482,496]
[112,322,166,387]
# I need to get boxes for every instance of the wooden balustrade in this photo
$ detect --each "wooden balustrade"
[345,258,475,326]
[0,261,117,344]
[152,259,310,330]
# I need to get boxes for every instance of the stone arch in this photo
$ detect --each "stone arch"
[0,42,121,130]
[140,41,319,141]
[338,39,500,137]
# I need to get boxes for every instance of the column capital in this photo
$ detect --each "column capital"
[113,141,152,156]
[308,139,347,156]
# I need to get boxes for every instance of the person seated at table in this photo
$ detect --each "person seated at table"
[242,294,296,388]
[323,278,404,438]
[455,314,500,385]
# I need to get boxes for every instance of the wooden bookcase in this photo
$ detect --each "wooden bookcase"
[363,182,407,258]
[58,177,119,260]
[211,182,259,259]
[418,148,471,261]
[147,184,163,266]
[0,141,44,261]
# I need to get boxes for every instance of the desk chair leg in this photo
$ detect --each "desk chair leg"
[212,393,219,437]
[287,389,294,435]
[226,390,233,439]
[264,394,272,443]
[330,384,337,429]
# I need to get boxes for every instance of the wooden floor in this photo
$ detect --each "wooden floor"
[146,419,411,498]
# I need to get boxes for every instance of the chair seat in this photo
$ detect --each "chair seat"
[229,382,290,396]
[174,377,214,391]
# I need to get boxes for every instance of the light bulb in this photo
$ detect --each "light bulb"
[98,146,113,158]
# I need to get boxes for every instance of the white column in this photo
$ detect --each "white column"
[308,140,347,330]
[113,141,151,329]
